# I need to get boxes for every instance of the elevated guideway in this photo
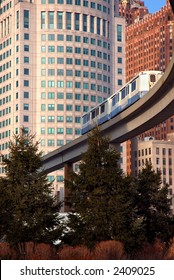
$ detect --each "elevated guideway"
[42,55,174,174]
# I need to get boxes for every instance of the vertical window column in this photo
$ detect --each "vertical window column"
[90,15,94,33]
[41,11,46,29]
[74,13,80,31]
[97,17,101,35]
[57,11,63,29]
[102,19,106,37]
[24,10,29,28]
[107,21,110,38]
[66,12,71,30]
[117,24,122,42]
[83,14,87,32]
[48,11,54,29]
[16,10,19,29]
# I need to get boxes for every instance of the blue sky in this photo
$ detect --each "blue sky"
[143,0,166,13]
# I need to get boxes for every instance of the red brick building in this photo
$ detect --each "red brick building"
[124,0,174,174]
[126,1,173,80]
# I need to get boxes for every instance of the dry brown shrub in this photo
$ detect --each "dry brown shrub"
[165,238,174,260]
[0,242,58,260]
[93,240,125,260]
[58,245,92,260]
[132,240,167,260]
[25,242,57,260]
[0,242,18,259]
[0,242,10,257]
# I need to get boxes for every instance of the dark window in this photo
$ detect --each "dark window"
[131,80,136,91]
[92,110,95,119]
[101,104,105,114]
[121,88,126,99]
[150,74,156,83]
[24,10,29,28]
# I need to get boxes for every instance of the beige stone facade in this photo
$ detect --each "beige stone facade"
[0,0,126,200]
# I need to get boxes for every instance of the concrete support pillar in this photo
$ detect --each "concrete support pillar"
[64,162,73,212]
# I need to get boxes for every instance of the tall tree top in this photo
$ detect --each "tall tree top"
[2,128,42,178]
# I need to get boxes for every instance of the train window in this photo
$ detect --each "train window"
[112,93,120,106]
[150,74,156,83]
[131,80,136,91]
[83,114,89,124]
[92,110,95,119]
[112,96,116,106]
[96,107,99,116]
[101,104,105,114]
[126,86,129,95]
[121,88,126,99]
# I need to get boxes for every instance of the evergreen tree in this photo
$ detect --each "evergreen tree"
[0,128,63,252]
[64,127,144,250]
[110,175,146,253]
[135,162,173,244]
[0,177,10,241]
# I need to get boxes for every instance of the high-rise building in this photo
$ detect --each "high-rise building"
[125,0,174,175]
[126,0,173,81]
[0,0,126,201]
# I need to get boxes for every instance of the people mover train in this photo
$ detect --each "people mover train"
[81,71,163,135]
